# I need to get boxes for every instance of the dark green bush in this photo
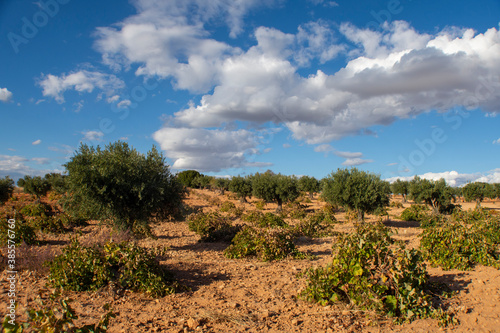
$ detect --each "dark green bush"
[47,240,177,297]
[300,223,442,323]
[186,211,239,242]
[0,176,14,204]
[63,142,185,237]
[224,226,305,261]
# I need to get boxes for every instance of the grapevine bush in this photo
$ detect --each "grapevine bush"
[300,223,445,323]
[420,209,500,270]
[224,226,305,261]
[48,240,178,297]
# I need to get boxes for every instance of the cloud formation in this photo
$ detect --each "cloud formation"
[386,169,500,187]
[152,127,272,171]
[0,88,13,102]
[40,0,500,172]
[38,70,125,103]
[81,130,104,142]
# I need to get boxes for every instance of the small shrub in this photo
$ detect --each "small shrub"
[293,211,337,237]
[400,205,429,221]
[224,226,305,261]
[47,240,178,297]
[285,202,308,219]
[419,214,448,228]
[390,201,404,208]
[186,211,239,242]
[2,292,114,333]
[256,213,288,228]
[0,211,37,245]
[420,217,500,270]
[242,210,264,223]
[19,202,52,217]
[30,215,67,234]
[219,201,236,212]
[300,223,447,324]
[255,200,266,210]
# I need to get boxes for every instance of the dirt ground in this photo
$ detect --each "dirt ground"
[1,190,500,333]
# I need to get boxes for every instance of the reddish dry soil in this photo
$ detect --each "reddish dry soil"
[1,190,500,333]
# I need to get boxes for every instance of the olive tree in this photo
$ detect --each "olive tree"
[322,168,390,221]
[176,170,201,188]
[409,177,455,214]
[390,179,410,203]
[214,178,230,195]
[298,175,320,199]
[44,172,68,194]
[64,141,184,236]
[252,172,299,211]
[193,175,212,190]
[229,176,252,203]
[0,176,15,204]
[20,175,51,201]
[462,182,493,208]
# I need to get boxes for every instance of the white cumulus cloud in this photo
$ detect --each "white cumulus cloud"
[38,70,125,103]
[0,88,13,102]
[81,130,104,142]
[386,169,500,187]
[152,127,271,172]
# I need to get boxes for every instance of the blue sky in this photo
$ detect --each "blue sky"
[1,0,499,186]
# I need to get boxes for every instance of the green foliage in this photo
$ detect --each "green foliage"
[30,215,67,234]
[186,211,239,242]
[19,202,52,217]
[322,168,390,221]
[252,172,299,211]
[462,182,493,207]
[0,176,15,204]
[300,223,440,323]
[47,240,177,297]
[256,212,288,228]
[176,170,201,188]
[298,176,320,198]
[293,211,338,237]
[2,294,115,333]
[20,176,51,200]
[284,202,308,219]
[44,172,69,194]
[0,210,37,245]
[224,226,305,261]
[409,177,455,214]
[390,179,410,202]
[214,178,230,194]
[193,175,213,189]
[229,175,253,203]
[420,210,500,270]
[219,201,236,212]
[255,200,266,210]
[63,141,184,236]
[390,201,404,208]
[399,205,430,221]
